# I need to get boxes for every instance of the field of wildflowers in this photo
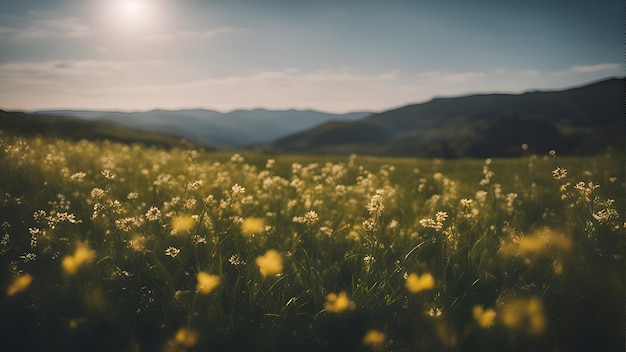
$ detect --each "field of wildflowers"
[0,132,623,351]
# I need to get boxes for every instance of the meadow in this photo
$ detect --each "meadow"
[0,131,623,351]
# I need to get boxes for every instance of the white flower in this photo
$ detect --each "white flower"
[231,184,245,195]
[552,167,567,180]
[101,169,117,180]
[145,207,161,221]
[165,247,180,258]
[90,188,106,199]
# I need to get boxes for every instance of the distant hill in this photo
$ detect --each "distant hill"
[34,108,371,148]
[0,110,199,149]
[273,77,625,157]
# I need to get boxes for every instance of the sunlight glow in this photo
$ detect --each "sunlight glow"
[99,0,162,35]
[120,0,144,16]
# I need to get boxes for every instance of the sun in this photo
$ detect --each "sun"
[100,0,159,32]
[118,0,145,19]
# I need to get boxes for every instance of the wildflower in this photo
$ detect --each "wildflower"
[293,211,319,225]
[366,190,384,216]
[231,183,245,195]
[196,272,220,295]
[472,305,496,329]
[460,198,474,207]
[516,228,572,263]
[191,234,207,245]
[552,260,564,275]
[420,210,448,231]
[7,273,32,296]
[362,329,386,350]
[405,272,435,293]
[186,180,203,190]
[304,210,319,224]
[230,153,244,163]
[115,217,142,232]
[129,235,146,252]
[320,226,333,236]
[203,195,215,204]
[171,215,195,234]
[362,218,377,232]
[127,192,139,200]
[255,249,283,277]
[427,307,443,318]
[241,217,265,236]
[552,167,567,180]
[145,207,161,221]
[229,254,244,266]
[90,188,106,199]
[475,190,487,202]
[173,327,199,348]
[62,242,96,275]
[324,291,356,313]
[183,198,197,210]
[20,253,36,262]
[70,172,86,182]
[165,247,180,258]
[499,297,546,335]
[101,169,117,180]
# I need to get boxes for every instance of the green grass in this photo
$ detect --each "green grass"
[0,131,623,351]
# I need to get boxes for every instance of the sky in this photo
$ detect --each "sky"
[0,0,623,113]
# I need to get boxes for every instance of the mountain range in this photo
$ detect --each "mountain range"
[33,108,370,148]
[273,77,624,157]
[1,77,623,158]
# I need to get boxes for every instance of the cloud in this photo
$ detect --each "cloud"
[300,70,397,82]
[147,26,247,41]
[567,63,621,73]
[9,17,94,40]
[520,69,540,77]
[0,59,164,82]
[419,70,485,82]
[0,60,619,113]
[176,68,398,87]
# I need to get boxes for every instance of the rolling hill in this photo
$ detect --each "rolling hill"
[273,77,624,157]
[34,108,371,148]
[0,110,200,149]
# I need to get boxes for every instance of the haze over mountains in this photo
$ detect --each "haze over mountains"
[34,109,370,148]
[1,77,623,158]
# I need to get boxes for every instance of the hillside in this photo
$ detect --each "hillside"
[273,77,625,157]
[35,109,371,148]
[0,110,201,149]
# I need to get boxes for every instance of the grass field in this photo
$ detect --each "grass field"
[0,132,623,351]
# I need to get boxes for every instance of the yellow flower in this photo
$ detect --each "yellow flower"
[324,291,355,313]
[517,228,572,262]
[171,215,195,234]
[129,234,146,252]
[241,217,265,236]
[62,242,96,275]
[362,329,386,350]
[499,297,546,335]
[174,327,199,347]
[405,272,435,293]
[196,271,220,295]
[472,305,496,329]
[7,273,32,296]
[255,249,283,277]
